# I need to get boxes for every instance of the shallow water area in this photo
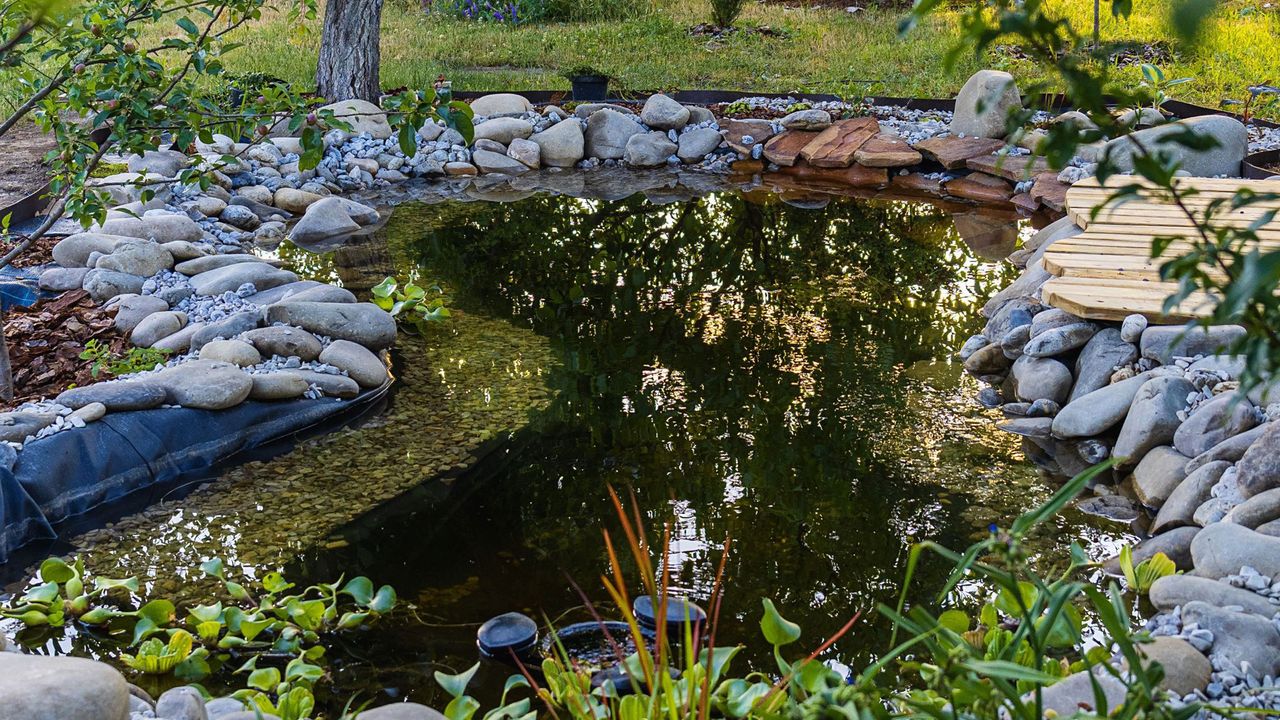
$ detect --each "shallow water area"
[6,170,1136,712]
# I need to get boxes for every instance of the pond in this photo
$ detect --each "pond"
[13,172,1136,713]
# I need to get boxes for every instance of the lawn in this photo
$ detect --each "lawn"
[215,0,1279,116]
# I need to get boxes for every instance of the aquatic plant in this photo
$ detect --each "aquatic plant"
[372,275,452,334]
[2,556,396,716]
[442,465,1217,720]
[1118,547,1179,595]
[79,339,171,378]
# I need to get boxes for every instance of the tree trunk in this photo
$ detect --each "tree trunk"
[315,0,384,102]
[0,309,12,403]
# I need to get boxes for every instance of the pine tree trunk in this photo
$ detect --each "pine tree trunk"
[315,0,384,102]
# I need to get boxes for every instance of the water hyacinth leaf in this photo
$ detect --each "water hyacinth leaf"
[194,620,222,643]
[199,558,224,579]
[262,571,293,594]
[248,667,282,692]
[39,557,75,584]
[698,645,741,684]
[436,661,480,698]
[938,609,970,634]
[369,585,397,613]
[725,680,772,717]
[445,694,481,720]
[340,576,374,605]
[760,598,800,646]
[132,617,162,645]
[138,599,176,625]
[173,648,211,681]
[93,576,140,594]
[23,582,60,605]
[240,617,273,642]
[189,602,222,623]
[337,611,369,630]
[285,657,325,683]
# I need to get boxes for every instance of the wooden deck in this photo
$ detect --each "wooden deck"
[1039,176,1280,322]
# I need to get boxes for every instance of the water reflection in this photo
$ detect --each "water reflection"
[287,189,1123,707]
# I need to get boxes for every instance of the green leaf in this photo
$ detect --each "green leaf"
[435,662,480,698]
[138,599,176,625]
[247,667,281,692]
[369,585,397,613]
[239,618,272,642]
[200,559,224,579]
[24,582,60,604]
[39,558,75,584]
[398,123,417,157]
[938,609,970,634]
[760,598,801,646]
[341,576,374,605]
[445,695,480,720]
[262,572,294,594]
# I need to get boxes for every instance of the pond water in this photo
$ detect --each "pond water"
[10,173,1137,713]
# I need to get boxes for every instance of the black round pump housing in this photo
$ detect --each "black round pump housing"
[632,595,707,634]
[477,612,539,660]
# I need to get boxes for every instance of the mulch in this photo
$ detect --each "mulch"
[4,289,124,409]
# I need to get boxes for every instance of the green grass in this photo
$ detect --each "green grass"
[211,0,1279,116]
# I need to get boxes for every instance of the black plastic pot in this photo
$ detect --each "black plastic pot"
[570,75,609,102]
[477,611,539,661]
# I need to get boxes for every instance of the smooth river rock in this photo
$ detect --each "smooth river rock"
[283,370,360,398]
[355,703,449,720]
[1226,487,1280,529]
[1012,355,1072,404]
[1112,376,1195,466]
[1148,574,1278,617]
[190,263,298,296]
[1130,445,1191,507]
[1179,601,1280,678]
[1190,521,1280,579]
[1185,421,1270,474]
[1051,370,1171,438]
[1023,321,1096,358]
[1236,420,1280,497]
[318,340,388,388]
[264,302,397,349]
[111,294,170,334]
[145,359,253,410]
[0,654,131,720]
[1133,636,1212,695]
[55,382,168,412]
[1069,328,1138,403]
[1139,324,1247,363]
[1173,391,1258,459]
[240,326,323,361]
[248,372,311,401]
[174,254,273,275]
[155,686,208,720]
[1101,526,1198,575]
[131,310,188,347]
[198,339,262,367]
[1151,461,1232,533]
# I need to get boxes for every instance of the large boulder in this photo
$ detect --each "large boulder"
[319,340,388,388]
[355,702,449,720]
[1236,420,1280,497]
[1149,574,1277,617]
[1069,328,1138,402]
[319,99,392,139]
[1139,324,1246,363]
[1112,376,1195,465]
[241,326,323,361]
[1051,369,1174,438]
[624,132,677,168]
[677,127,723,162]
[287,196,375,245]
[1011,355,1072,404]
[95,241,174,277]
[640,93,690,130]
[53,233,134,268]
[264,302,397,349]
[950,70,1022,139]
[1172,391,1258,458]
[1130,446,1191,507]
[585,109,644,160]
[1150,460,1231,532]
[127,149,189,178]
[1132,636,1212,695]
[0,654,131,720]
[472,149,530,175]
[144,359,252,409]
[473,117,535,144]
[189,263,298,296]
[1103,115,1249,178]
[1189,520,1280,578]
[530,119,585,167]
[96,213,203,243]
[1179,601,1280,678]
[175,255,273,276]
[469,93,533,117]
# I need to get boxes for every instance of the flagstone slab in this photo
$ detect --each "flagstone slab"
[914,136,1007,170]
[890,172,945,195]
[853,133,924,168]
[944,173,1015,203]
[1030,172,1071,211]
[777,160,888,188]
[799,118,880,168]
[722,119,776,155]
[762,130,820,167]
[965,153,1052,181]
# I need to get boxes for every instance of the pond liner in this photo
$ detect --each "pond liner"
[0,381,391,566]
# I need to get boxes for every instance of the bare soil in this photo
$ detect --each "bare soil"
[0,121,55,211]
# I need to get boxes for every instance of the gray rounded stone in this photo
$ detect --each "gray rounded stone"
[585,109,645,160]
[39,266,91,291]
[240,326,323,361]
[355,702,448,720]
[56,382,168,411]
[1179,600,1280,678]
[0,654,130,720]
[145,359,253,409]
[1151,460,1232,533]
[1236,420,1280,497]
[198,339,262,367]
[1191,521,1280,579]
[190,263,298,297]
[318,340,388,388]
[1226,487,1280,529]
[1100,526,1198,575]
[1069,328,1138,403]
[174,254,273,276]
[156,686,208,720]
[530,119,586,168]
[1012,355,1072,404]
[131,310,188,348]
[1148,574,1277,617]
[282,370,360,398]
[83,269,145,302]
[190,312,261,352]
[1133,636,1211,695]
[1129,445,1190,507]
[624,132,678,168]
[111,294,170,333]
[248,372,311,401]
[264,302,397,349]
[95,241,174,276]
[1113,376,1195,466]
[1139,324,1247,363]
[1173,391,1258,458]
[640,93,690,130]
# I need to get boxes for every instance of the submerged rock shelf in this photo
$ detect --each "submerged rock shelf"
[65,309,556,604]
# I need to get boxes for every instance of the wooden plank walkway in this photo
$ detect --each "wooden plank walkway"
[1039,176,1280,322]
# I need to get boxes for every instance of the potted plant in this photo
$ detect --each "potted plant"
[563,66,610,102]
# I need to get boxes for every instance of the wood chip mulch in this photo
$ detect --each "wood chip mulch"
[4,289,123,409]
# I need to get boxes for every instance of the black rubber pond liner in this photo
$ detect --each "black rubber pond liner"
[632,595,707,634]
[0,381,391,568]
